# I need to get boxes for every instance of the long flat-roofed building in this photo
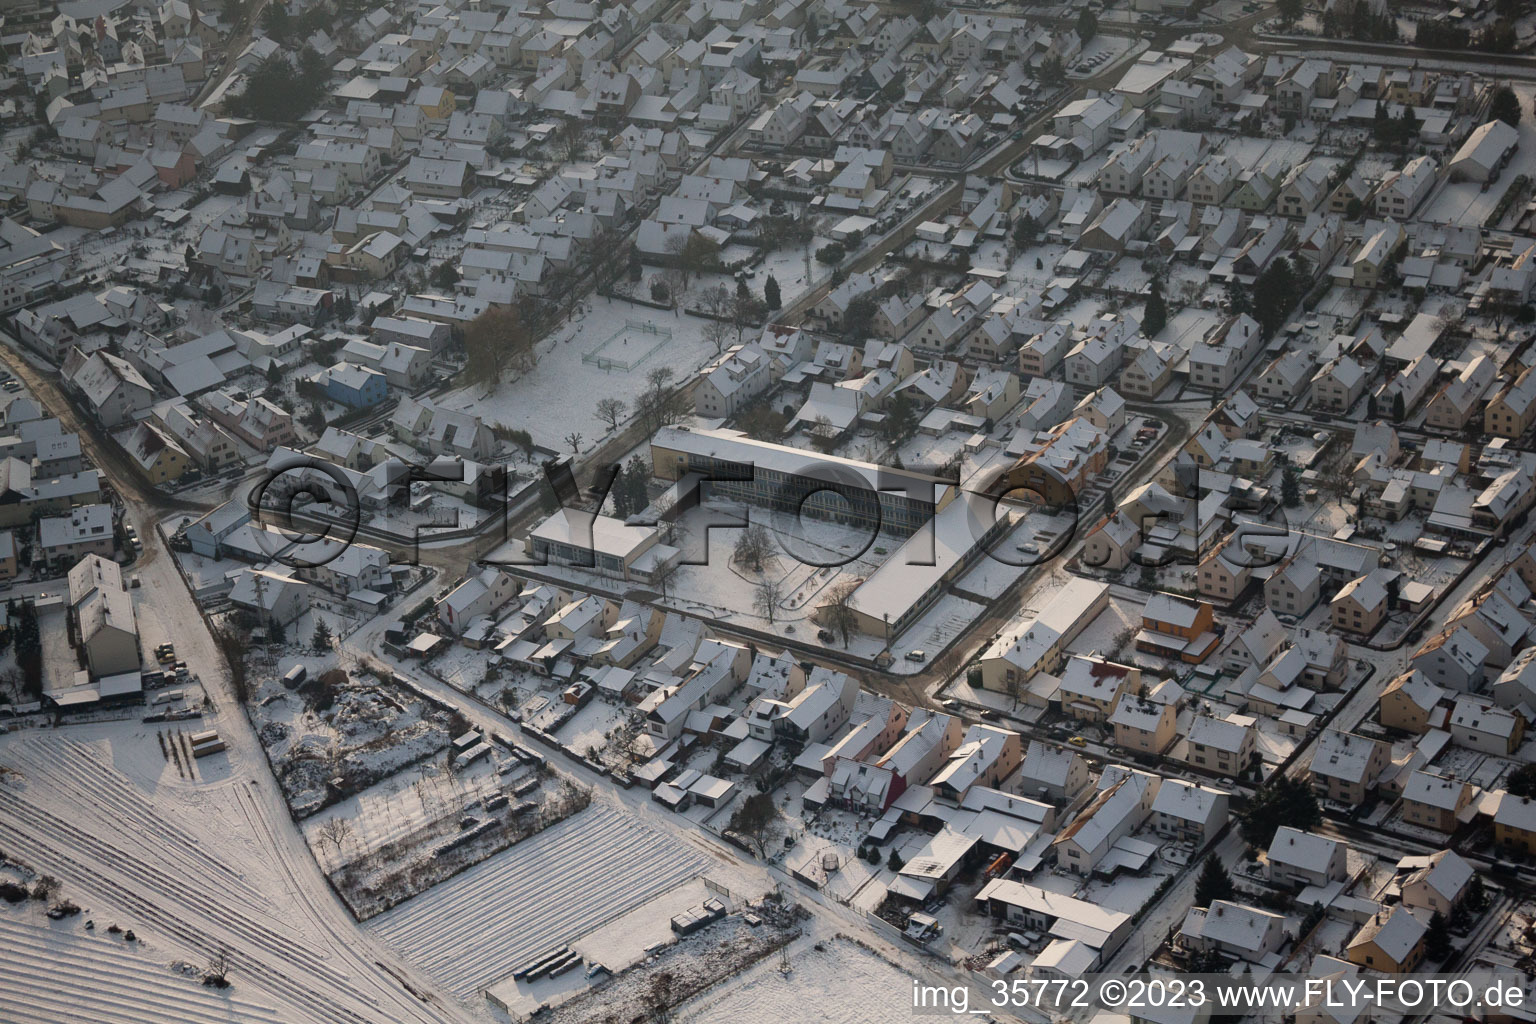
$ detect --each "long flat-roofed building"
[651,425,957,535]
[835,489,1015,637]
[526,511,678,583]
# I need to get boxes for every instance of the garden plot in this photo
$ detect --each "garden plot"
[487,878,752,1019]
[328,765,592,921]
[1055,585,1143,661]
[886,594,986,669]
[251,658,453,819]
[552,698,639,761]
[517,501,896,657]
[367,803,707,1002]
[672,937,917,1024]
[953,513,1067,601]
[301,752,525,870]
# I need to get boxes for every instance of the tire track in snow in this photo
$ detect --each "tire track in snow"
[0,793,374,1024]
[0,914,291,1024]
[17,737,268,905]
[0,743,465,1024]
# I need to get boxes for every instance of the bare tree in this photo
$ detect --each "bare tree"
[664,232,692,288]
[665,231,718,290]
[0,666,23,702]
[463,306,533,388]
[823,580,861,647]
[557,117,584,161]
[564,431,583,453]
[637,366,685,433]
[731,292,756,344]
[204,947,234,988]
[728,791,780,857]
[650,558,680,599]
[699,283,732,318]
[702,317,732,354]
[809,415,839,453]
[754,577,783,624]
[316,817,353,858]
[1319,449,1356,512]
[660,266,687,304]
[1434,302,1463,339]
[595,397,626,432]
[734,523,773,571]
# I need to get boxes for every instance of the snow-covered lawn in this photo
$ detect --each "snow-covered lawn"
[672,938,918,1024]
[367,803,707,1002]
[437,294,725,452]
[553,699,638,759]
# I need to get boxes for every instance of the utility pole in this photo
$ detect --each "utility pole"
[251,571,275,671]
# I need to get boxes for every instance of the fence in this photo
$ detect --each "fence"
[582,318,674,372]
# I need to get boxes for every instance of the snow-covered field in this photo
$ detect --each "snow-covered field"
[0,730,468,1024]
[368,803,707,1002]
[0,907,291,1024]
[672,938,918,1024]
[437,294,723,451]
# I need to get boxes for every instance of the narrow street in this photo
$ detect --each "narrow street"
[0,328,203,521]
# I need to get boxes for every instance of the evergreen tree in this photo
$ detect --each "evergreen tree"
[612,470,635,519]
[1225,280,1252,317]
[1252,257,1299,337]
[764,273,781,310]
[1507,762,1536,797]
[1466,873,1486,910]
[1143,277,1168,337]
[1240,776,1321,847]
[1076,8,1097,41]
[1492,85,1522,128]
[624,455,649,514]
[261,2,292,40]
[1425,911,1453,961]
[1282,465,1301,508]
[232,49,329,123]
[1194,854,1235,907]
[1012,215,1038,249]
[887,848,905,871]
